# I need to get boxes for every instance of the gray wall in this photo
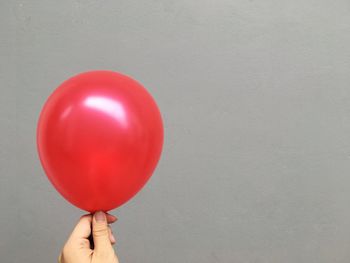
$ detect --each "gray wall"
[1,0,350,262]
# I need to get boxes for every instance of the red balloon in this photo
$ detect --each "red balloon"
[37,71,164,212]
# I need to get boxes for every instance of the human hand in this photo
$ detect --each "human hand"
[58,211,119,263]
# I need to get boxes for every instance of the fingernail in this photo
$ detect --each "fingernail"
[95,211,105,222]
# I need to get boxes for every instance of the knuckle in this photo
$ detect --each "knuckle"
[93,226,109,237]
[78,239,90,248]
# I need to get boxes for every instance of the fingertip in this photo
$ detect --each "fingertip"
[78,214,93,226]
[106,213,118,223]
[80,214,92,221]
[111,233,116,244]
[108,226,116,244]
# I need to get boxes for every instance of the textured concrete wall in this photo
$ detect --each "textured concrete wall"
[1,1,350,262]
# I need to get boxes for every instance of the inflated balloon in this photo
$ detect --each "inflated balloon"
[37,71,164,212]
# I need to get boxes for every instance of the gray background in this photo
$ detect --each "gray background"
[1,0,350,262]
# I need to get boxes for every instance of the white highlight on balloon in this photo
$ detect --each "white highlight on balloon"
[84,96,128,128]
[60,105,73,120]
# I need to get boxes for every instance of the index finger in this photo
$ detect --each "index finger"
[70,214,93,239]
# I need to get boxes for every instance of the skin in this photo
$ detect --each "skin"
[59,211,120,263]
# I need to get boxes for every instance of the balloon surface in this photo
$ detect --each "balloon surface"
[37,71,164,212]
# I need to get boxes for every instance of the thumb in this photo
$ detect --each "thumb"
[92,211,113,254]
